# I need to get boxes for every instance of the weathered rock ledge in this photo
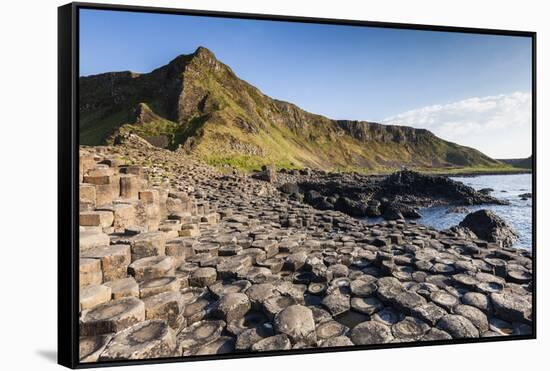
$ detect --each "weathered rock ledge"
[78,143,532,362]
[272,169,507,220]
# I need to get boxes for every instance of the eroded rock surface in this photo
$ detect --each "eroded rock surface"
[78,143,532,362]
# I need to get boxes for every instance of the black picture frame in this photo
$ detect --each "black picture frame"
[58,2,537,369]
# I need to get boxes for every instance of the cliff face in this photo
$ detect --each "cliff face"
[336,120,434,144]
[498,156,532,169]
[79,46,501,171]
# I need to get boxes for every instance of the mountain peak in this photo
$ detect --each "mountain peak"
[164,47,218,73]
[80,50,500,172]
[193,46,216,59]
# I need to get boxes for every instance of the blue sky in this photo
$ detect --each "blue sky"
[80,9,532,158]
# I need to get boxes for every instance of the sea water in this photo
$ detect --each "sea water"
[365,173,533,249]
[419,174,533,249]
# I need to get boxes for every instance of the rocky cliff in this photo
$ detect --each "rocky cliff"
[80,46,501,172]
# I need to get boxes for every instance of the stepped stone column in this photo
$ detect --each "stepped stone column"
[80,258,102,287]
[119,174,139,200]
[80,210,114,229]
[128,256,175,281]
[98,320,177,360]
[130,232,167,261]
[80,297,145,336]
[80,184,96,211]
[80,284,112,310]
[84,168,119,207]
[79,155,97,183]
[81,245,131,282]
[98,203,136,233]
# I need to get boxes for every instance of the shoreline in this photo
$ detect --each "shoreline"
[433,170,532,178]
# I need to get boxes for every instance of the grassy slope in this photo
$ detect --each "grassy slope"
[80,48,507,173]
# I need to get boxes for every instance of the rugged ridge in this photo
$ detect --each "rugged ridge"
[80,46,501,171]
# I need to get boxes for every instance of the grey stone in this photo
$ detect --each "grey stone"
[436,314,479,338]
[350,321,393,345]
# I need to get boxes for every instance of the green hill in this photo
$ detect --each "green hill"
[80,46,505,172]
[498,156,532,170]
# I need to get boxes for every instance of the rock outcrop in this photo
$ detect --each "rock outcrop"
[78,142,532,363]
[459,209,519,248]
[275,170,506,220]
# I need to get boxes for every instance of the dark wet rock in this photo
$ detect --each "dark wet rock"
[350,321,394,345]
[458,209,518,247]
[279,182,301,196]
[377,171,507,206]
[518,192,532,199]
[382,204,404,221]
[479,188,494,195]
[436,314,479,338]
[308,282,328,296]
[446,206,469,214]
[513,322,533,336]
[383,202,421,220]
[334,196,368,217]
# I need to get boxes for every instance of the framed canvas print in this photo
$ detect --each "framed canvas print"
[58,2,536,368]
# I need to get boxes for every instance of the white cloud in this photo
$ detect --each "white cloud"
[382,92,532,159]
